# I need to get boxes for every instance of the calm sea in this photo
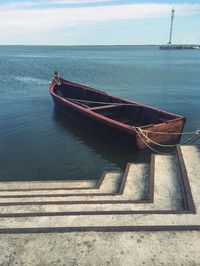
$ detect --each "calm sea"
[0,45,200,181]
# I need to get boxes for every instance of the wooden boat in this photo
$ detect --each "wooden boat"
[49,73,186,150]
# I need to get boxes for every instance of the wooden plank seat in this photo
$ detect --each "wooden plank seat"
[89,104,120,111]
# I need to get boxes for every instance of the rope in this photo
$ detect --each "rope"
[138,128,200,136]
[136,127,179,148]
[190,135,200,144]
[133,126,200,154]
[136,127,200,147]
[182,136,196,144]
[133,127,171,154]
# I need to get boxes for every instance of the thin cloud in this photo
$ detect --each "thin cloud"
[47,0,113,3]
[0,0,113,9]
[0,3,200,33]
[0,1,35,10]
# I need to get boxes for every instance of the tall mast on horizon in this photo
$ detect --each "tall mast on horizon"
[168,7,175,46]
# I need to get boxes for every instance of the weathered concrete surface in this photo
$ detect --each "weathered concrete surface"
[0,155,185,215]
[0,172,122,196]
[0,164,149,203]
[0,146,199,229]
[0,146,199,265]
[0,164,150,203]
[0,179,97,190]
[153,155,184,210]
[0,231,200,266]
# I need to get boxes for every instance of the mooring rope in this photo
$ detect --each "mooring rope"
[132,127,171,154]
[133,126,200,154]
[190,135,200,144]
[137,127,200,146]
[136,127,178,148]
[138,128,200,136]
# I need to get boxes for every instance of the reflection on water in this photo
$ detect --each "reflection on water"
[52,108,151,169]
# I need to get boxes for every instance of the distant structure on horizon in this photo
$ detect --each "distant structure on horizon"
[159,7,200,50]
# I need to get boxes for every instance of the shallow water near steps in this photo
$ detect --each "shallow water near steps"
[0,45,200,181]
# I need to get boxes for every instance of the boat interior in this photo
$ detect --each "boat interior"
[54,84,177,127]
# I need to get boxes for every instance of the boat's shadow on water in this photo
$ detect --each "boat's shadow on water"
[52,108,152,170]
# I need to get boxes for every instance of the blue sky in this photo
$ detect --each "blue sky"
[0,0,200,45]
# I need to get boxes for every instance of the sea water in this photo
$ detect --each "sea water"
[0,45,200,181]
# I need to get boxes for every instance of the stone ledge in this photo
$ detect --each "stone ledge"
[0,154,186,216]
[0,171,122,197]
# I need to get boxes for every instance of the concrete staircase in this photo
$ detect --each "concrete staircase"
[0,171,122,196]
[0,145,199,233]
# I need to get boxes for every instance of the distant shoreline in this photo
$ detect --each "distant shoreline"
[0,44,158,47]
[0,44,199,48]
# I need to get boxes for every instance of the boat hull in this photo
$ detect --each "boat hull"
[50,78,186,151]
[135,119,185,150]
[52,96,137,148]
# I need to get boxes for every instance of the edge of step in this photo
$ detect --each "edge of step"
[0,151,188,216]
[0,163,150,204]
[0,180,98,191]
[0,171,122,197]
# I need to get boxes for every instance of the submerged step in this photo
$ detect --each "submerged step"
[0,149,198,231]
[0,172,122,197]
[0,163,149,204]
[0,154,186,215]
[0,179,98,191]
[0,145,199,231]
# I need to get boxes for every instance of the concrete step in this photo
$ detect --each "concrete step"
[0,145,198,232]
[0,154,185,216]
[153,154,184,210]
[0,163,149,204]
[177,145,199,212]
[0,147,200,233]
[0,172,122,196]
[0,179,98,191]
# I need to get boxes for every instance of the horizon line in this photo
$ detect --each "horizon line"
[0,43,200,46]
